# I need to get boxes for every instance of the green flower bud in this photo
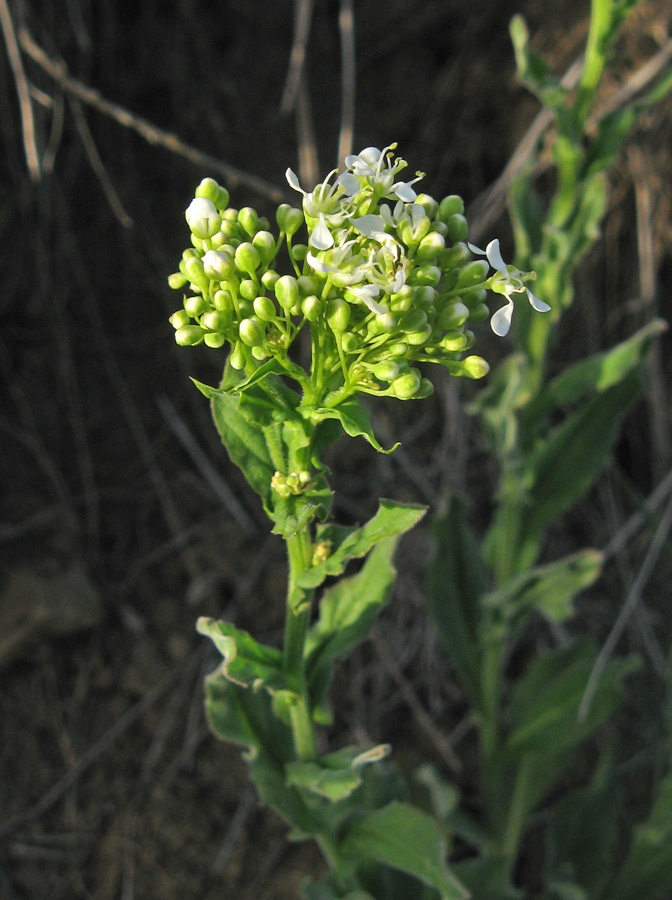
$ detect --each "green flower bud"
[446,213,468,243]
[202,249,235,281]
[406,324,433,346]
[414,286,439,310]
[239,280,257,301]
[440,242,471,270]
[459,288,488,309]
[416,377,434,399]
[175,325,204,346]
[238,299,254,318]
[390,286,414,313]
[213,290,235,314]
[429,221,449,237]
[398,214,430,248]
[297,275,318,296]
[275,275,300,310]
[413,265,441,287]
[251,345,268,360]
[234,242,261,275]
[220,219,239,239]
[468,303,490,322]
[222,208,238,221]
[239,317,265,347]
[387,341,409,356]
[416,231,446,261]
[400,309,428,333]
[169,309,190,330]
[438,194,464,222]
[301,295,322,321]
[290,301,302,316]
[341,332,360,353]
[230,341,246,370]
[168,272,188,290]
[463,355,490,379]
[238,207,259,237]
[252,231,276,266]
[437,301,470,329]
[326,298,350,332]
[292,243,308,261]
[253,296,277,321]
[392,368,421,399]
[184,256,209,292]
[201,310,230,332]
[440,331,469,351]
[183,295,207,317]
[276,204,304,237]
[210,232,228,250]
[185,197,221,239]
[204,332,226,348]
[195,177,229,210]
[415,193,439,219]
[456,260,489,289]
[373,360,400,382]
[261,269,280,290]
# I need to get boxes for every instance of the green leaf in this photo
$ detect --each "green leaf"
[339,801,469,900]
[606,774,672,900]
[427,496,488,705]
[272,472,334,539]
[298,499,426,589]
[286,744,390,802]
[483,549,604,629]
[504,640,638,757]
[308,397,398,454]
[305,538,401,719]
[196,617,290,694]
[453,855,523,900]
[510,15,569,115]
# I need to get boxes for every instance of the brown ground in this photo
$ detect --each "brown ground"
[1,1,672,897]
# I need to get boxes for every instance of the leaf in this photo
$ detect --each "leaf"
[298,499,426,589]
[308,397,398,454]
[196,617,290,694]
[510,15,569,115]
[272,472,334,539]
[304,538,401,719]
[453,855,523,900]
[504,640,638,757]
[427,496,488,705]
[286,744,390,802]
[482,549,604,628]
[339,801,469,900]
[605,774,672,900]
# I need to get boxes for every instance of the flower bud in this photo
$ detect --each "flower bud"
[251,345,268,360]
[438,195,464,222]
[413,265,441,287]
[239,280,257,301]
[204,332,226,348]
[462,355,490,379]
[437,301,469,330]
[183,295,207,317]
[373,360,400,382]
[195,177,229,210]
[261,269,280,290]
[430,221,449,237]
[185,197,221,239]
[416,232,446,261]
[456,260,489,289]
[459,288,488,309]
[406,324,433,346]
[229,341,246,370]
[392,368,421,399]
[297,275,318,296]
[202,249,234,281]
[415,193,439,219]
[341,332,360,353]
[292,243,308,261]
[234,242,261,275]
[276,204,304,237]
[220,219,239,240]
[440,242,471,270]
[301,295,322,321]
[446,213,468,243]
[253,231,276,266]
[168,272,188,290]
[213,290,235,314]
[387,341,409,356]
[414,286,439,310]
[440,331,469,351]
[175,325,204,346]
[201,310,230,332]
[468,303,490,322]
[275,275,300,310]
[326,298,350,332]
[416,377,434,399]
[169,310,190,330]
[400,309,427,333]
[239,318,265,347]
[253,296,277,321]
[184,256,209,292]
[238,207,259,237]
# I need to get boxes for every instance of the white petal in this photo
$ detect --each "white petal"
[411,203,427,230]
[390,269,407,293]
[351,284,386,315]
[526,288,551,312]
[336,172,361,196]
[359,147,382,165]
[351,214,386,239]
[285,168,305,194]
[485,239,508,276]
[306,251,333,273]
[491,300,514,337]
[379,204,394,226]
[310,214,334,250]
[468,242,486,255]
[393,182,418,202]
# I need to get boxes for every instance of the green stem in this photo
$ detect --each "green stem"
[574,0,612,128]
[283,529,317,761]
[501,756,533,866]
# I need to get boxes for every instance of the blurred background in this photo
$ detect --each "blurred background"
[1,1,671,897]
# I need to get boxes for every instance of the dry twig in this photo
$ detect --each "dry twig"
[337,0,355,166]
[0,0,40,180]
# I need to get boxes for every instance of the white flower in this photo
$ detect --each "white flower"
[286,167,358,225]
[468,239,551,337]
[185,197,221,239]
[346,283,388,316]
[344,144,423,203]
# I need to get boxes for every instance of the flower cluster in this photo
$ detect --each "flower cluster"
[169,144,549,404]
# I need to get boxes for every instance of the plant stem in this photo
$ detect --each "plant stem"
[501,756,533,866]
[283,529,317,761]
